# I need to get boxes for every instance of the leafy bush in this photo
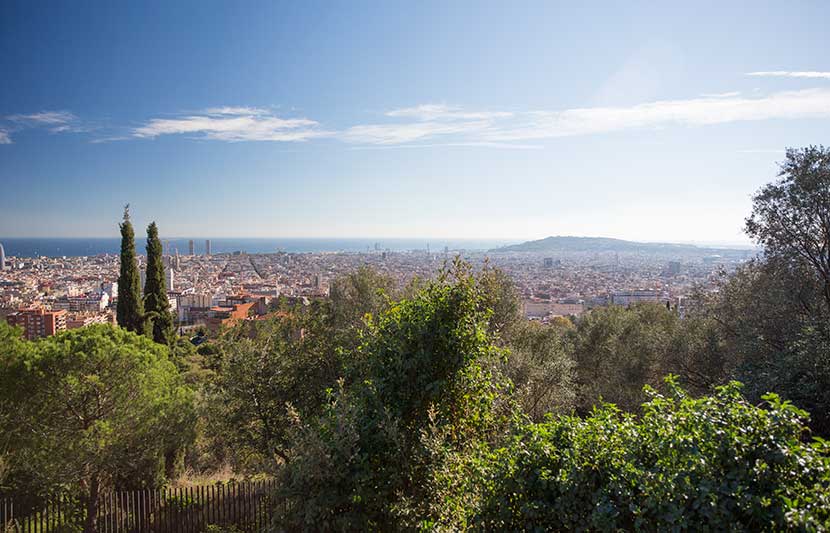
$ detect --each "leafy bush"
[273,263,512,530]
[207,309,339,474]
[475,378,830,531]
[569,303,681,413]
[502,320,576,421]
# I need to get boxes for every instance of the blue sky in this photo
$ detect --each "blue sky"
[1,1,829,243]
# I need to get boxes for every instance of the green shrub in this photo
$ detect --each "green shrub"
[273,263,511,531]
[475,378,830,531]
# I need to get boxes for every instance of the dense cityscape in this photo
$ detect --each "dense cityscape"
[0,237,753,340]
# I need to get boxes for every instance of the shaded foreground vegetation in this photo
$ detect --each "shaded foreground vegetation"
[3,146,830,531]
[2,480,276,532]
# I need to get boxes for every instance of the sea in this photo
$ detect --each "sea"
[0,238,514,258]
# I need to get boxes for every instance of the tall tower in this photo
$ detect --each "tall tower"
[0,242,5,271]
[166,268,175,291]
[205,239,211,256]
[188,239,195,256]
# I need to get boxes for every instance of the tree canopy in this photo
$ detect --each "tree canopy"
[746,145,830,313]
[1,325,194,531]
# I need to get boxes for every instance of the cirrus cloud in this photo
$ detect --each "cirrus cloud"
[8,110,78,126]
[344,120,495,145]
[344,103,512,145]
[344,89,830,145]
[6,85,830,148]
[747,71,830,79]
[0,110,82,142]
[482,88,830,142]
[385,104,513,121]
[131,107,332,142]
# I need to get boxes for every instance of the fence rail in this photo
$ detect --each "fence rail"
[1,480,276,533]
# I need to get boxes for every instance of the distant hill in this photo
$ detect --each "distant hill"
[490,236,744,254]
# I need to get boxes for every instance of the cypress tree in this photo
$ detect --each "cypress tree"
[116,205,145,333]
[143,222,175,345]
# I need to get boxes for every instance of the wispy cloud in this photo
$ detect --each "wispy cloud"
[385,104,513,121]
[343,89,830,145]
[348,140,543,150]
[747,71,830,79]
[132,107,331,142]
[483,89,830,141]
[344,103,511,145]
[8,110,77,126]
[89,135,130,144]
[6,87,830,148]
[1,110,82,142]
[344,120,493,145]
[202,106,269,116]
[699,91,741,98]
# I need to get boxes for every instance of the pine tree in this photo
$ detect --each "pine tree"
[143,222,175,344]
[116,205,145,333]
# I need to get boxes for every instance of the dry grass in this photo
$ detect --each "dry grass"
[171,463,238,487]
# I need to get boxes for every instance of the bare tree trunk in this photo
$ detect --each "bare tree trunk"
[83,476,99,533]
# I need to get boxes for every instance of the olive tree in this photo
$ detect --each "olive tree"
[570,303,679,413]
[704,146,830,435]
[745,145,830,314]
[503,320,576,420]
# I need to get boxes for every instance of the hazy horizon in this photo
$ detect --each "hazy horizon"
[0,232,758,247]
[0,235,758,249]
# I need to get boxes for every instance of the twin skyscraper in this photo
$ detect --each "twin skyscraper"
[186,239,211,256]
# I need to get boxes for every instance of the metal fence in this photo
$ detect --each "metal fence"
[1,480,276,533]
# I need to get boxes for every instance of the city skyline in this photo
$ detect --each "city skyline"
[2,1,829,243]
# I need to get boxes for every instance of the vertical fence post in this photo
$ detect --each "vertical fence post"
[136,489,141,533]
[243,483,248,530]
[161,488,167,533]
[151,488,157,533]
[219,484,225,526]
[178,487,184,532]
[210,484,216,528]
[192,486,197,533]
[233,482,237,529]
[185,487,190,533]
[121,490,125,533]
[257,482,262,531]
[246,482,252,531]
[191,487,197,533]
